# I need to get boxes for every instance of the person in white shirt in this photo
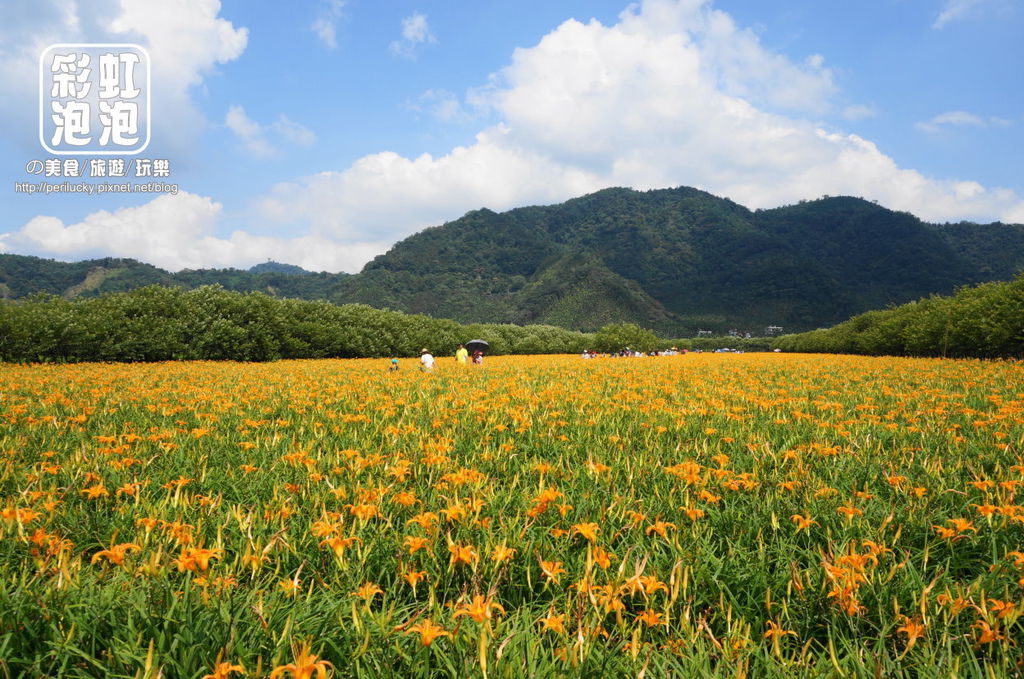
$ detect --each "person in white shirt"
[420,348,435,371]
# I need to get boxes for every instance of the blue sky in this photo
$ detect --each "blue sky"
[0,0,1021,272]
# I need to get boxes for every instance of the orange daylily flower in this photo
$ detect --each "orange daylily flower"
[570,522,600,542]
[319,536,360,559]
[201,662,245,679]
[310,520,341,538]
[947,518,976,533]
[279,578,301,597]
[645,520,676,538]
[682,506,704,521]
[973,621,1004,645]
[406,512,439,531]
[405,619,449,646]
[635,609,666,627]
[403,535,432,555]
[836,505,862,521]
[81,484,109,499]
[351,582,383,603]
[987,599,1015,619]
[453,594,505,623]
[402,570,427,591]
[91,542,141,566]
[790,514,817,532]
[174,547,222,572]
[269,642,332,679]
[591,546,615,569]
[896,616,925,650]
[448,543,479,568]
[539,559,566,583]
[539,611,567,635]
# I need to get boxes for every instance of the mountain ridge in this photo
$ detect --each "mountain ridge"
[3,186,1023,334]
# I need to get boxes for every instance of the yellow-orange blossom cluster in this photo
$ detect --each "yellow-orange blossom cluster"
[2,353,1022,675]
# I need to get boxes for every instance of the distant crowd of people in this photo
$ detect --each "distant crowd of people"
[579,346,756,358]
[580,347,687,358]
[388,343,757,373]
[389,344,485,372]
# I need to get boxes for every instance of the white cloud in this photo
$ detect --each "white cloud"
[107,0,248,153]
[257,126,599,244]
[108,0,247,90]
[390,12,437,59]
[225,105,275,157]
[253,0,1023,265]
[1,192,381,272]
[405,89,473,123]
[273,115,317,146]
[11,0,1024,273]
[0,0,106,138]
[0,0,248,154]
[916,110,989,133]
[933,0,1015,28]
[933,0,984,28]
[225,106,316,156]
[311,0,345,49]
[842,104,877,121]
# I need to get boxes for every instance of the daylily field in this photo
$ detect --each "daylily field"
[2,354,1023,678]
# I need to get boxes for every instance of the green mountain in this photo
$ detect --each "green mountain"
[0,255,349,301]
[248,261,313,275]
[3,186,1023,334]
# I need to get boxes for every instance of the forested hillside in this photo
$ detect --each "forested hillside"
[3,187,1023,333]
[772,275,1024,358]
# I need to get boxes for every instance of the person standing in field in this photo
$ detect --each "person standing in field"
[420,348,435,372]
[455,344,468,365]
[472,349,483,366]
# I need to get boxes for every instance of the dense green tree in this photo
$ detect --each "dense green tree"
[0,285,596,363]
[772,276,1024,358]
[593,323,659,353]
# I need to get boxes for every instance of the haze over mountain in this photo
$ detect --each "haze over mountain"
[3,187,1023,334]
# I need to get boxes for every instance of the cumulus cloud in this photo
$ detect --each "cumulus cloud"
[108,0,247,90]
[254,0,1024,268]
[311,0,345,49]
[11,0,1024,273]
[390,12,437,59]
[0,0,101,136]
[257,126,599,244]
[0,0,247,153]
[105,0,248,153]
[224,106,316,156]
[0,192,383,272]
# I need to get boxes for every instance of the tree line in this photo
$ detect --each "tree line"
[771,275,1024,358]
[0,285,770,363]
[0,285,588,362]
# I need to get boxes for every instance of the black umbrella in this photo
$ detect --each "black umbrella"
[465,339,490,353]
